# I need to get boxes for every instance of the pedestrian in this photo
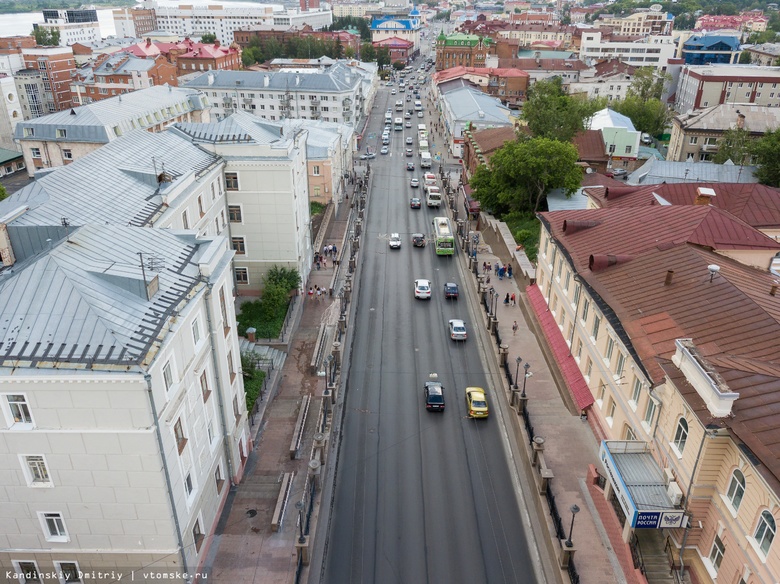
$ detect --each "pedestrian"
[308,286,314,300]
[511,293,516,306]
[508,265,513,279]
[322,257,327,269]
[504,293,510,305]
[316,287,322,302]
[316,259,321,270]
[512,321,519,336]
[322,245,328,257]
[333,244,337,256]
[499,267,505,280]
[486,274,491,284]
[494,261,499,275]
[482,261,488,273]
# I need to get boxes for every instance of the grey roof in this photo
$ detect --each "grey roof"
[0,130,219,237]
[675,103,780,134]
[13,85,208,144]
[173,110,285,145]
[283,117,354,158]
[443,86,511,125]
[184,61,362,93]
[607,443,677,510]
[0,224,206,370]
[629,158,758,185]
[94,53,156,75]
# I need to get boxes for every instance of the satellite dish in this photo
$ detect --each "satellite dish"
[650,4,663,11]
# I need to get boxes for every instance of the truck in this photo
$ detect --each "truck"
[420,152,432,168]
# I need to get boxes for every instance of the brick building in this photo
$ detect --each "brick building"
[432,65,529,106]
[18,46,76,117]
[373,37,415,64]
[435,32,493,71]
[174,41,242,76]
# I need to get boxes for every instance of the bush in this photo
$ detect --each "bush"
[503,211,540,265]
[311,201,326,216]
[241,351,267,413]
[237,266,301,338]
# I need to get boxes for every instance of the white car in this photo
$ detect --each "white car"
[448,319,467,341]
[389,233,402,249]
[380,146,389,155]
[391,89,397,94]
[414,278,431,299]
[410,177,420,188]
[417,111,424,118]
[406,137,413,145]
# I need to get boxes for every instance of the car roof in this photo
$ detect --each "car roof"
[416,278,430,285]
[466,386,485,396]
[412,232,424,237]
[391,233,400,238]
[445,282,457,287]
[449,319,465,327]
[425,382,443,394]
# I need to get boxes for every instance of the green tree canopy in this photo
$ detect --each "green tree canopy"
[750,129,780,187]
[32,27,59,46]
[713,126,751,164]
[200,33,217,43]
[627,67,671,101]
[469,137,581,213]
[0,184,7,202]
[328,16,370,41]
[611,95,670,137]
[521,77,605,142]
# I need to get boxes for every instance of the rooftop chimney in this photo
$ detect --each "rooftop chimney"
[264,74,270,87]
[665,270,674,286]
[771,282,778,297]
[694,186,716,206]
[736,111,746,129]
[589,254,633,271]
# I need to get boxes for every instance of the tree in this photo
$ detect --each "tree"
[750,129,780,187]
[344,45,356,59]
[522,77,604,142]
[470,137,581,213]
[611,95,670,137]
[32,27,59,46]
[200,33,217,43]
[376,47,391,69]
[0,184,7,203]
[627,67,671,102]
[360,42,376,62]
[738,51,752,64]
[392,61,406,70]
[713,127,752,164]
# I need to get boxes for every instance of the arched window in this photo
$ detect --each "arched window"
[726,469,746,511]
[754,510,776,556]
[673,418,688,453]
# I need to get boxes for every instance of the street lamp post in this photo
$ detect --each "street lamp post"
[514,357,522,390]
[521,362,531,398]
[295,501,305,544]
[565,504,580,548]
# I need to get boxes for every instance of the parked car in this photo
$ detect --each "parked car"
[410,197,422,209]
[465,387,489,418]
[414,278,431,299]
[389,233,401,249]
[424,381,445,412]
[641,133,653,145]
[606,168,627,177]
[405,112,412,119]
[448,319,467,341]
[412,233,426,247]
[444,282,459,299]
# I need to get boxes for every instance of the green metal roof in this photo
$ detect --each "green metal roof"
[439,33,490,47]
[0,148,22,165]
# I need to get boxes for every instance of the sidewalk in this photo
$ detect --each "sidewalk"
[202,193,354,584]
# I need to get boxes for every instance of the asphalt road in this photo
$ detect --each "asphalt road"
[321,72,539,584]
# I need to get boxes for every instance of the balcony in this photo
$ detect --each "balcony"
[310,98,320,105]
[311,111,321,119]
[700,143,719,152]
[342,97,352,106]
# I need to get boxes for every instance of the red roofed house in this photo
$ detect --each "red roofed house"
[695,10,768,33]
[432,65,529,106]
[174,40,242,76]
[373,36,414,64]
[124,38,162,59]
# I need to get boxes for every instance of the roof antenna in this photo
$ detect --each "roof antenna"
[61,217,71,242]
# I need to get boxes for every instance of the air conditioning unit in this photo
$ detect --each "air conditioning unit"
[667,481,683,506]
[663,467,675,486]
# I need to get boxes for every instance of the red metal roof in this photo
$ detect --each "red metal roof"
[527,284,595,410]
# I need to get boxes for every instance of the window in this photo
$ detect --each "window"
[625,145,632,154]
[228,350,236,383]
[40,512,68,541]
[6,394,33,425]
[313,165,320,176]
[200,371,211,403]
[231,237,246,255]
[605,337,615,362]
[233,394,241,421]
[615,352,626,377]
[185,472,194,495]
[235,267,249,284]
[630,377,642,404]
[597,382,606,405]
[12,561,42,583]
[606,399,616,426]
[727,469,745,512]
[585,358,593,380]
[31,148,41,159]
[573,283,581,306]
[689,136,698,145]
[193,519,205,552]
[174,417,187,454]
[673,418,689,454]
[23,455,51,485]
[228,205,242,222]
[62,149,72,160]
[23,127,34,137]
[624,425,636,441]
[591,315,601,340]
[755,511,776,555]
[215,465,225,493]
[643,399,656,427]
[54,562,82,583]
[581,299,590,323]
[563,271,571,293]
[182,210,190,230]
[207,419,215,444]
[225,172,239,190]
[163,361,174,392]
[575,338,583,360]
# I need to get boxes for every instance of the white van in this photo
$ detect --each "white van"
[414,100,423,112]
[426,186,441,207]
[420,152,432,168]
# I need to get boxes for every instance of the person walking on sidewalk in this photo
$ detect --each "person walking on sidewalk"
[308,286,314,300]
[510,293,516,306]
[504,293,510,305]
[512,321,519,336]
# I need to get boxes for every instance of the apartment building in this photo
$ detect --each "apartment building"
[431,65,530,106]
[14,85,210,176]
[17,46,77,116]
[70,53,178,106]
[566,59,636,102]
[435,33,493,71]
[332,2,373,18]
[596,8,675,36]
[745,43,780,67]
[171,111,318,293]
[371,14,422,52]
[667,103,780,162]
[587,107,640,170]
[35,8,101,47]
[681,34,742,66]
[695,11,768,33]
[184,63,367,126]
[0,129,249,580]
[534,203,780,584]
[112,5,158,38]
[674,65,780,114]
[0,36,35,78]
[495,24,575,50]
[579,30,677,70]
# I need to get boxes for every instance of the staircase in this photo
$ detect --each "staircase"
[635,531,691,584]
[238,338,287,371]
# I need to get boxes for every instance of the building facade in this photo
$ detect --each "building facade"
[371,15,422,53]
[579,31,677,70]
[18,46,77,116]
[0,75,22,150]
[435,32,492,71]
[674,65,780,114]
[596,9,674,36]
[112,6,157,38]
[681,34,742,66]
[745,43,780,67]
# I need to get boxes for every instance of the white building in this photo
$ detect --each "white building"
[172,112,315,295]
[0,222,244,582]
[132,0,332,46]
[184,62,368,126]
[587,107,641,168]
[579,30,678,71]
[34,21,100,47]
[0,76,22,151]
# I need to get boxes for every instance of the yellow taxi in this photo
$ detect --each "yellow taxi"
[465,387,489,418]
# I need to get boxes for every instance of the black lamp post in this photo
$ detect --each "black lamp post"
[565,504,580,548]
[514,356,522,390]
[521,362,531,398]
[295,501,305,544]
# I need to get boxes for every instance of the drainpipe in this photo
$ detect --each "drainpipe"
[204,280,236,484]
[145,373,189,577]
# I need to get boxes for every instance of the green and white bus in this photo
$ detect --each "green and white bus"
[432,217,455,256]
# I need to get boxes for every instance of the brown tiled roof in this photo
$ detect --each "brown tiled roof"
[580,173,625,188]
[470,126,517,154]
[592,59,636,76]
[542,207,780,486]
[585,182,780,229]
[572,130,608,162]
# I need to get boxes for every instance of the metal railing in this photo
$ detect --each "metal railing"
[630,533,646,575]
[568,557,581,584]
[546,487,566,541]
